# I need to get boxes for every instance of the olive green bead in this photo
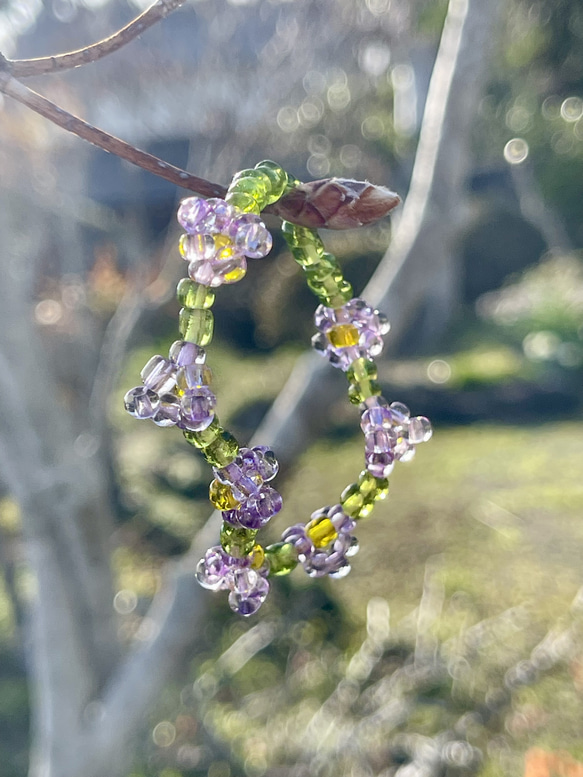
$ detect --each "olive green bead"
[325,279,353,308]
[347,358,378,384]
[202,431,240,467]
[229,174,269,210]
[183,418,222,449]
[225,191,260,214]
[357,470,389,500]
[254,160,289,202]
[290,242,327,269]
[265,542,299,576]
[281,221,320,249]
[306,269,345,299]
[348,378,382,405]
[304,256,341,283]
[220,523,257,559]
[340,483,376,519]
[176,279,215,309]
[178,307,214,345]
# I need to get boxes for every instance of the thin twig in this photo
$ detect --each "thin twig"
[1,0,188,78]
[0,72,227,198]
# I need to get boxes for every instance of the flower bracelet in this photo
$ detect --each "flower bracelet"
[124,161,432,616]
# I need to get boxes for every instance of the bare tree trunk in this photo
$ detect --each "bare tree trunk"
[364,0,502,346]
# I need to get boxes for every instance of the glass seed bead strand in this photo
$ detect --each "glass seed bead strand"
[123,161,432,616]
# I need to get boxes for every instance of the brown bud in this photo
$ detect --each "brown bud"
[273,177,401,230]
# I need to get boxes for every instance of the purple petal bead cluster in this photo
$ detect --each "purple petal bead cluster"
[217,446,283,530]
[196,546,270,616]
[312,297,390,371]
[361,396,433,478]
[282,505,359,579]
[177,197,273,287]
[123,340,216,431]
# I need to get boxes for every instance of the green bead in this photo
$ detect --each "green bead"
[178,307,214,345]
[202,431,240,467]
[176,279,215,309]
[281,222,319,249]
[220,523,257,559]
[229,175,269,210]
[225,191,260,214]
[265,542,299,576]
[357,470,389,500]
[183,418,222,449]
[347,358,378,384]
[291,243,327,269]
[340,483,375,519]
[306,269,346,300]
[232,169,271,193]
[254,160,289,202]
[347,378,382,405]
[304,256,341,282]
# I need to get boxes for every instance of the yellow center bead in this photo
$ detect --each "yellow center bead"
[214,233,235,260]
[250,544,265,569]
[306,516,338,548]
[328,324,360,348]
[209,479,240,511]
[223,265,246,283]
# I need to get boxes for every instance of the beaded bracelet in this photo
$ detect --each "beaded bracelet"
[124,161,432,616]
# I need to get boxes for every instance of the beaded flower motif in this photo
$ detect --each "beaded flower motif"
[196,545,270,616]
[210,446,283,530]
[177,197,273,287]
[360,397,433,479]
[124,341,217,431]
[312,298,390,371]
[282,505,359,579]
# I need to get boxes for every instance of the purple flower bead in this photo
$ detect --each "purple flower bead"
[153,393,181,427]
[205,199,236,232]
[365,450,395,478]
[177,197,212,234]
[180,386,216,431]
[169,340,206,367]
[124,386,160,419]
[141,355,177,394]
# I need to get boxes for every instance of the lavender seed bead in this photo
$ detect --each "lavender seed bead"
[181,386,216,431]
[141,354,177,394]
[153,393,181,427]
[124,386,160,419]
[409,416,433,443]
[177,197,212,234]
[365,450,395,478]
[169,340,206,367]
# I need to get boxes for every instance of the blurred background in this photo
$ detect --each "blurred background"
[0,0,583,775]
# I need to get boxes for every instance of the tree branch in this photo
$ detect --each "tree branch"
[1,0,188,78]
[0,72,228,199]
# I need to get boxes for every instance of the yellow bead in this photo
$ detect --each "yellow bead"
[209,479,240,511]
[250,544,265,569]
[328,324,360,348]
[306,516,338,548]
[222,265,246,283]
